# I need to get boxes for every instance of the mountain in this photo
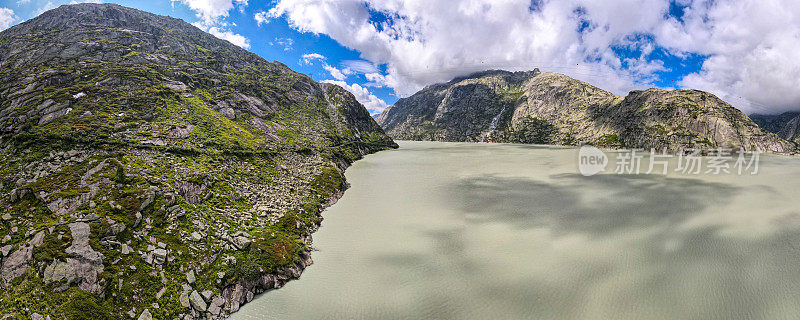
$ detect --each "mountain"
[0,3,395,320]
[378,70,797,153]
[750,112,800,144]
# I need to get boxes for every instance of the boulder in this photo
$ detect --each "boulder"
[121,244,132,255]
[1,245,32,284]
[30,231,46,247]
[201,290,213,301]
[189,290,207,312]
[1,245,11,257]
[186,270,195,284]
[43,260,76,284]
[65,222,105,293]
[179,291,191,308]
[152,249,167,265]
[230,236,251,251]
[137,309,152,320]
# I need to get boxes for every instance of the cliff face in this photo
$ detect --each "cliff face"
[0,3,395,319]
[378,70,796,153]
[751,112,800,144]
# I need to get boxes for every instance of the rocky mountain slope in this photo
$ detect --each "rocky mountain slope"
[750,112,800,144]
[378,70,796,153]
[0,3,395,320]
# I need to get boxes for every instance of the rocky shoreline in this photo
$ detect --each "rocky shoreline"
[215,172,351,319]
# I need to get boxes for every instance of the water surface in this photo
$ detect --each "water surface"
[234,141,800,320]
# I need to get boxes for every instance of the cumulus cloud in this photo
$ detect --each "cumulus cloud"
[262,0,800,114]
[181,0,250,50]
[663,0,800,114]
[323,64,348,80]
[206,26,250,48]
[254,10,270,26]
[0,8,14,32]
[179,0,247,24]
[322,80,388,114]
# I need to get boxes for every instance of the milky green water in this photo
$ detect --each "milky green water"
[233,141,800,320]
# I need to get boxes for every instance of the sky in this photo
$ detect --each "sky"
[1,0,799,116]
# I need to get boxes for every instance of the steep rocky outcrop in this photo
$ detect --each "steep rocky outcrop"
[0,3,395,319]
[379,70,796,153]
[750,112,800,144]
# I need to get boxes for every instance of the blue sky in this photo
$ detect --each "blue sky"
[1,0,799,116]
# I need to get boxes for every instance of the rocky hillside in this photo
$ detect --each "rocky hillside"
[750,112,800,144]
[0,3,395,320]
[378,70,796,153]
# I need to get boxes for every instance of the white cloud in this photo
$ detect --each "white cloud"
[341,60,379,74]
[0,8,14,32]
[322,80,388,114]
[205,25,250,49]
[265,0,800,114]
[16,0,32,5]
[179,0,250,50]
[70,0,103,4]
[323,64,347,81]
[664,0,800,114]
[269,37,294,51]
[179,0,247,24]
[254,10,270,26]
[301,53,325,65]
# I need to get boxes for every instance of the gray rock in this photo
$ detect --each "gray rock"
[1,245,32,283]
[179,291,191,308]
[30,313,44,320]
[219,107,235,120]
[43,260,76,284]
[190,232,202,242]
[189,290,207,311]
[139,186,158,211]
[30,230,46,247]
[133,212,142,228]
[137,309,152,320]
[201,289,213,301]
[156,287,167,299]
[186,270,195,284]
[1,245,12,257]
[65,222,105,293]
[230,236,251,251]
[152,248,167,265]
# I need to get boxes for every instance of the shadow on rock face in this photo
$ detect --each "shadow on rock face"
[444,173,740,236]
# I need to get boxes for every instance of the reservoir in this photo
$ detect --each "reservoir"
[234,141,800,320]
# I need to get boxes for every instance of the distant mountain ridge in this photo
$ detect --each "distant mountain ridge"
[750,112,800,144]
[378,70,797,153]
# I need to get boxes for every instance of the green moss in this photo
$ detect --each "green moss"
[33,226,72,263]
[65,291,112,320]
[596,134,623,148]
